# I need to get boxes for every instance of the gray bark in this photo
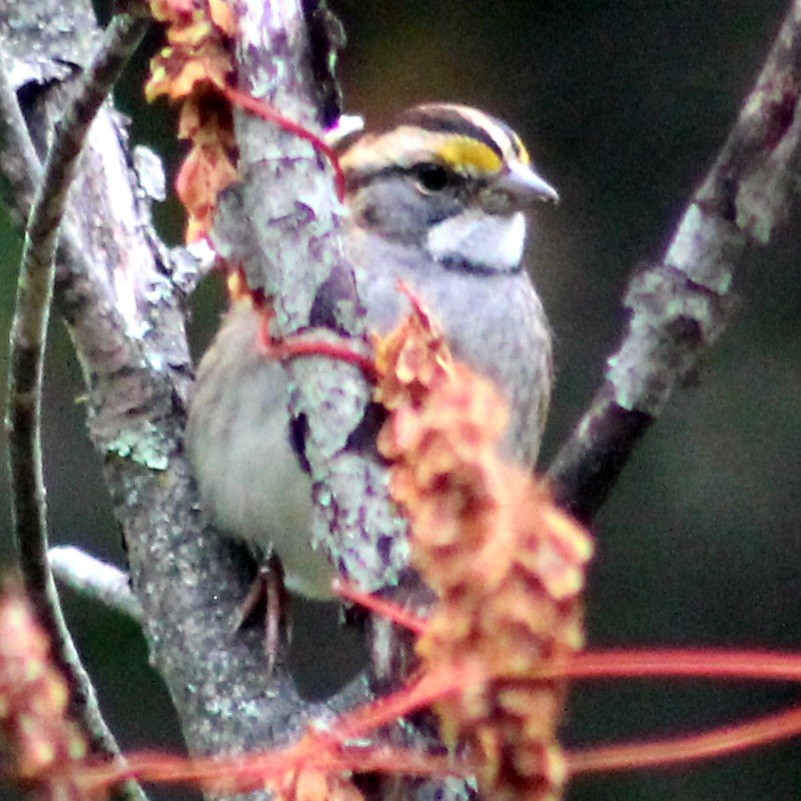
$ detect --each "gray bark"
[0,3,366,796]
[548,0,801,521]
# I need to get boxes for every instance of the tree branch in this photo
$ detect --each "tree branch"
[4,11,149,801]
[548,0,801,521]
[49,546,143,622]
[1,5,371,799]
[0,53,42,226]
[229,0,411,617]
[225,3,460,799]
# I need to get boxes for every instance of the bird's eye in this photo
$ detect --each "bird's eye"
[413,163,450,193]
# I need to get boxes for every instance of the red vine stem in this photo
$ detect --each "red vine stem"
[334,580,428,636]
[546,649,801,683]
[77,648,801,790]
[256,314,378,381]
[222,85,346,201]
[568,704,801,775]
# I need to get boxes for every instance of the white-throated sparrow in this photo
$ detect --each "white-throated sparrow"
[186,103,558,600]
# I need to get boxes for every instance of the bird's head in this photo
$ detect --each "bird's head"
[335,103,558,274]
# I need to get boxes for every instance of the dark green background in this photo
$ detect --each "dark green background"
[2,2,801,800]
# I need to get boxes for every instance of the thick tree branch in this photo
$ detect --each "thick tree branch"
[229,0,410,617]
[9,9,148,614]
[227,3,462,800]
[1,5,369,799]
[548,0,801,521]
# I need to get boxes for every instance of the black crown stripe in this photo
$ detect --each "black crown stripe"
[396,107,507,160]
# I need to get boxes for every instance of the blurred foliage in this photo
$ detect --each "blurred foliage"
[1,2,801,801]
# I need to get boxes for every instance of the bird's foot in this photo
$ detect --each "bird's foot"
[233,551,291,676]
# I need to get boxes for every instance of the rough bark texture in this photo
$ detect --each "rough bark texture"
[548,0,801,521]
[0,2,367,794]
[3,16,152,801]
[221,4,451,799]
[227,0,410,598]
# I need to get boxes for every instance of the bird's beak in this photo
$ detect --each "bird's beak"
[496,160,559,206]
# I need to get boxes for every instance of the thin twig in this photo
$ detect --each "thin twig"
[49,546,143,623]
[548,0,801,521]
[5,13,150,801]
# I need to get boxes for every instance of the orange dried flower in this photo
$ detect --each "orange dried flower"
[144,0,238,242]
[0,580,91,801]
[373,289,593,801]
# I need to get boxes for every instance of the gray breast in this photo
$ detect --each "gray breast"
[348,230,552,468]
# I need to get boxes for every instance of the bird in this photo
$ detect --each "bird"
[186,103,558,604]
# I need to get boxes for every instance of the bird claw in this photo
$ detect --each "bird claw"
[233,551,291,676]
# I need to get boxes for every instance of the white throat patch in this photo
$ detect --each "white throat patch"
[426,210,527,272]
